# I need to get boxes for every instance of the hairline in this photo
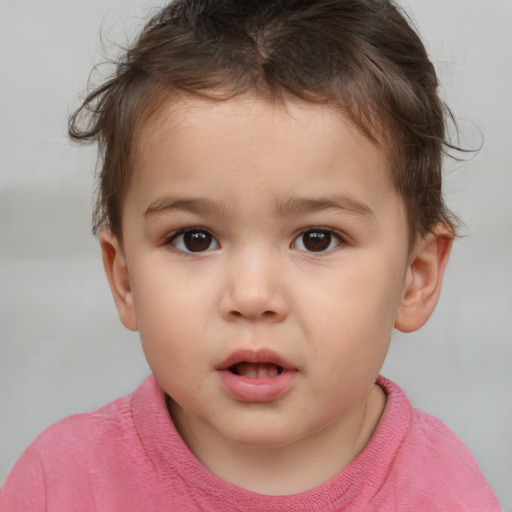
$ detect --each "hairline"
[120,84,398,235]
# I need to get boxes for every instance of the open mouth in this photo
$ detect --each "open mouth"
[229,362,284,378]
[218,350,296,401]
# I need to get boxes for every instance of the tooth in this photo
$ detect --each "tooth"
[233,363,283,378]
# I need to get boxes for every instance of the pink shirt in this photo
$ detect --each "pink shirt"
[0,375,501,511]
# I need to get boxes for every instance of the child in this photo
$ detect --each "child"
[0,0,501,509]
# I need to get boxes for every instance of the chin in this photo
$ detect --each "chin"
[219,419,307,449]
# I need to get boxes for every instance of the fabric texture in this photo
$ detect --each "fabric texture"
[0,375,501,511]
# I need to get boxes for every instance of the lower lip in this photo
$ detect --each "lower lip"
[217,369,297,402]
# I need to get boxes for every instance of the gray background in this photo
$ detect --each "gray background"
[1,0,511,508]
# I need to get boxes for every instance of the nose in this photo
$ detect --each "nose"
[219,249,288,323]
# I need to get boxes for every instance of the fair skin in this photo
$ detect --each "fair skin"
[101,95,452,495]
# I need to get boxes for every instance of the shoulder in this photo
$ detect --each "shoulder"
[378,377,501,511]
[28,385,136,463]
[405,406,488,482]
[0,377,157,510]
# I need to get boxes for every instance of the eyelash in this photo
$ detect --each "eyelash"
[164,227,345,254]
[166,227,219,254]
[292,228,345,254]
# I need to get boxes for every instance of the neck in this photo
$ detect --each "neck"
[168,384,386,495]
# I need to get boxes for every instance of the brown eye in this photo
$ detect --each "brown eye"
[171,229,219,253]
[293,229,341,253]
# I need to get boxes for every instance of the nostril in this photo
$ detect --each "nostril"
[229,310,276,319]
[221,289,287,322]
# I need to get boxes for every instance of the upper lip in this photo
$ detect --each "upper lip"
[216,348,296,371]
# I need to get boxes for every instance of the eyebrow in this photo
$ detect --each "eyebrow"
[143,194,374,220]
[143,197,225,218]
[274,195,374,219]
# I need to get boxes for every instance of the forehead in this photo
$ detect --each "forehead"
[133,94,391,173]
[126,95,403,226]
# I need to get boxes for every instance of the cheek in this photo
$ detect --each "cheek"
[131,271,209,362]
[294,258,404,371]
[301,259,404,328]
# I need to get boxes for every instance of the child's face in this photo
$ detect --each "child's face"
[109,96,416,449]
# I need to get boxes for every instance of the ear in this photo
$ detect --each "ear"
[99,230,138,331]
[394,225,453,333]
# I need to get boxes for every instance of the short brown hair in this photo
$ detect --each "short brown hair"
[69,0,458,242]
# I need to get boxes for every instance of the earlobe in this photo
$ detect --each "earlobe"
[394,225,453,333]
[99,230,139,331]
